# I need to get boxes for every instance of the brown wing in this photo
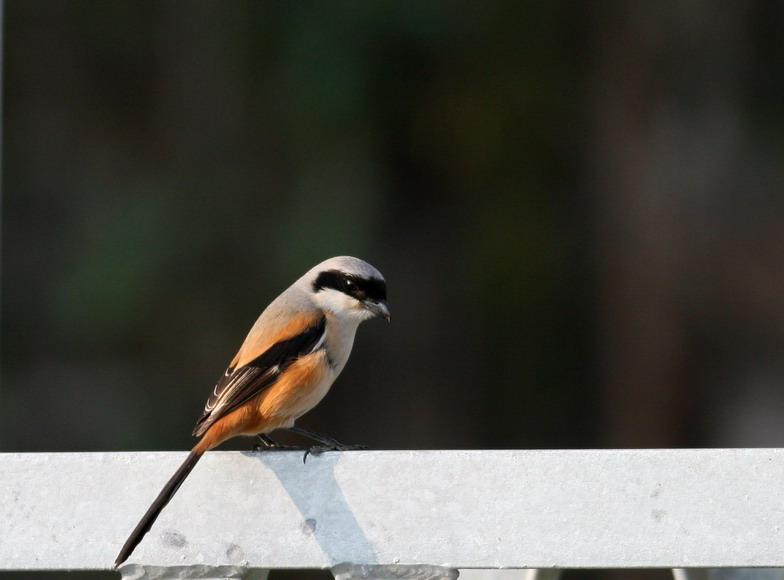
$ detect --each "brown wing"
[192,314,326,437]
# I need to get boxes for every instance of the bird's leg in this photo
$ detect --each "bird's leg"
[252,433,276,452]
[252,433,307,452]
[287,425,368,463]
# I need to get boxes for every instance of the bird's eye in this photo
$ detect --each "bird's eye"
[345,280,357,292]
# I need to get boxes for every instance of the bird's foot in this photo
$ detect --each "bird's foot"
[303,442,368,463]
[253,434,307,453]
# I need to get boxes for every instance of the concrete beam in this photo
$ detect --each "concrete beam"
[1,449,784,572]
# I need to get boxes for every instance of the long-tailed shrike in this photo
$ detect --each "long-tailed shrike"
[115,256,389,567]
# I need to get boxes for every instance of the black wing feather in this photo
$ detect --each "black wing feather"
[192,315,326,436]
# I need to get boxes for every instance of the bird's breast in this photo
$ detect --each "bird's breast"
[256,349,336,429]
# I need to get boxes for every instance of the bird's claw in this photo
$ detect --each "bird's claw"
[253,444,307,453]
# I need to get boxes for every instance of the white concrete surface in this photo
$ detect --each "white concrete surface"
[2,449,784,573]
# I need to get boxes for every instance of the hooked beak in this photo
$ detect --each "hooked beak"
[364,299,391,322]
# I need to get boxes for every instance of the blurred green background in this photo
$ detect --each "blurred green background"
[3,2,784,579]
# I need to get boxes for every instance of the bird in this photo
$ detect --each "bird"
[114,256,390,567]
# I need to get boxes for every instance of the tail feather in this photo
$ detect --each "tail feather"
[115,450,203,567]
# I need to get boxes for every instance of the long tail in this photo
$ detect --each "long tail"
[115,449,204,567]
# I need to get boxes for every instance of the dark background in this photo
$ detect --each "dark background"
[4,2,784,579]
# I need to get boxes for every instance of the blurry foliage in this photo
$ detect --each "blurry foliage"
[1,0,784,512]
